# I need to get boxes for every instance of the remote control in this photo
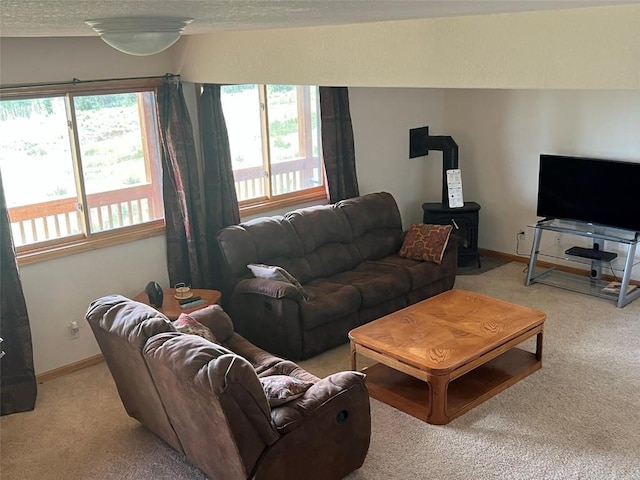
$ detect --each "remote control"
[446,169,464,208]
[178,295,201,305]
[180,299,206,309]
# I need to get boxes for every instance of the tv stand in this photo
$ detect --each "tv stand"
[525,219,640,308]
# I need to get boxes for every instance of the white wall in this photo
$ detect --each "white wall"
[174,4,640,89]
[349,88,445,227]
[21,237,169,374]
[444,89,640,278]
[0,37,173,84]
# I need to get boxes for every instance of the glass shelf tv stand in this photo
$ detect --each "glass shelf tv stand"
[525,219,640,308]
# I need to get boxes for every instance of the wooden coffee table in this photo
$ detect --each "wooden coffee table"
[133,288,221,320]
[349,289,546,425]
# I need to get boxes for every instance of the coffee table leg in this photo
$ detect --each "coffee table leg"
[536,330,544,361]
[427,374,449,425]
[350,341,357,371]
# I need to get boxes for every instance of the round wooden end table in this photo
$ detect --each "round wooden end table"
[133,288,221,320]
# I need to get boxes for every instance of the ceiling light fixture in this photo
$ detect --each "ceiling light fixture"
[85,17,193,56]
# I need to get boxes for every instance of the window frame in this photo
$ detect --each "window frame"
[215,84,327,217]
[0,79,166,266]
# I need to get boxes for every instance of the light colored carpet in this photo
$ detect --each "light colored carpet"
[2,262,639,479]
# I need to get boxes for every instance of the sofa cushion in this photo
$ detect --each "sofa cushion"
[400,223,453,264]
[327,261,411,308]
[286,205,353,252]
[305,243,361,279]
[373,254,451,290]
[248,263,309,300]
[243,216,305,259]
[337,192,402,238]
[299,281,361,330]
[337,192,404,261]
[174,313,219,343]
[260,375,314,407]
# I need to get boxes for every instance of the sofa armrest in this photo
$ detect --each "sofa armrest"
[235,278,305,301]
[269,371,368,434]
[253,371,371,480]
[188,305,235,342]
[224,333,285,371]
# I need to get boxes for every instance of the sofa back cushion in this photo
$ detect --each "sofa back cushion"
[244,216,304,259]
[337,192,404,260]
[85,295,183,453]
[217,219,313,298]
[287,205,360,279]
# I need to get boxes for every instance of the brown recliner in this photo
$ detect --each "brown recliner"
[86,295,371,480]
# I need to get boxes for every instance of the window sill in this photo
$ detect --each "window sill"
[239,189,328,218]
[16,222,165,267]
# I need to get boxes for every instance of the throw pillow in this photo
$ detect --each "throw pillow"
[399,223,453,264]
[260,375,314,407]
[247,263,309,300]
[173,313,219,344]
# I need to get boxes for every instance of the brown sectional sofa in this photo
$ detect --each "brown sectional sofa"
[217,191,458,361]
[86,295,371,480]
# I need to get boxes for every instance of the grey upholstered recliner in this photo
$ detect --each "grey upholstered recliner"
[86,295,371,480]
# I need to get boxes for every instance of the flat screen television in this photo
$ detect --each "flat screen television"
[536,154,640,233]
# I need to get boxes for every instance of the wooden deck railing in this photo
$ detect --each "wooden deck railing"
[234,157,321,201]
[8,184,162,247]
[8,158,320,247]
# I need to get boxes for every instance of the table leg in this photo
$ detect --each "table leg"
[427,374,449,425]
[535,330,544,361]
[350,341,357,371]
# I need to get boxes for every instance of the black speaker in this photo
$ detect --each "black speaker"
[145,281,164,308]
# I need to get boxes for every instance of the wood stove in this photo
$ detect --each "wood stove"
[422,201,481,267]
[412,130,481,267]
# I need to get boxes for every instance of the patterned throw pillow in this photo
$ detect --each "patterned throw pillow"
[260,375,314,407]
[399,223,453,264]
[247,263,310,300]
[173,313,219,344]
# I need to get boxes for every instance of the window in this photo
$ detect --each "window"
[0,81,164,264]
[220,84,325,214]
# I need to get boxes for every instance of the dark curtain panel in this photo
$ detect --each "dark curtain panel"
[157,81,213,288]
[199,84,240,291]
[0,169,37,416]
[319,86,359,203]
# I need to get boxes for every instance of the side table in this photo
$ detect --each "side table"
[422,201,481,268]
[133,288,222,320]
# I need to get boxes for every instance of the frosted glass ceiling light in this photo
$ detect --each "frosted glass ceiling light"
[85,17,193,56]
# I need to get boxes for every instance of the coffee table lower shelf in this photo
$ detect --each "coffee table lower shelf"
[362,347,540,425]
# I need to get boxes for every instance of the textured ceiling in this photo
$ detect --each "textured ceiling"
[1,0,637,37]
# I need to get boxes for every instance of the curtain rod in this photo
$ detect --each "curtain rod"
[0,73,180,91]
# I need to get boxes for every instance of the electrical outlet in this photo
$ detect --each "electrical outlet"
[518,229,527,241]
[69,320,80,339]
[555,234,562,246]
